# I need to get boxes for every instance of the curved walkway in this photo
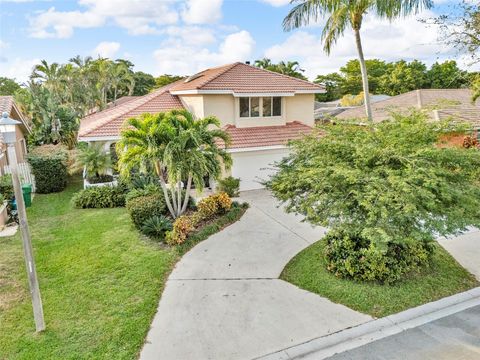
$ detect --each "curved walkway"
[140,190,372,360]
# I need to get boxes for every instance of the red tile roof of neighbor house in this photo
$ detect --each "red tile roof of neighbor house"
[0,96,14,114]
[78,82,184,139]
[218,121,313,149]
[335,89,480,127]
[169,62,325,93]
[0,96,31,133]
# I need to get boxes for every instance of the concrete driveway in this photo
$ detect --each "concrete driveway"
[438,227,480,281]
[140,190,372,360]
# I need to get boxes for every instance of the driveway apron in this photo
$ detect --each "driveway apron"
[140,190,372,360]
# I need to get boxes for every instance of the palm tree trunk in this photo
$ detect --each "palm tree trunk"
[177,180,182,217]
[155,162,176,218]
[181,175,193,214]
[353,28,373,122]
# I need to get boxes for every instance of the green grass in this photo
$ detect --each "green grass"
[281,240,479,318]
[0,178,246,359]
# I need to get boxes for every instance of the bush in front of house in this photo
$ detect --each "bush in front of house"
[126,194,167,228]
[197,192,232,220]
[217,176,240,197]
[0,175,14,200]
[72,185,127,209]
[266,111,480,283]
[28,145,68,194]
[166,192,233,245]
[323,229,434,284]
[140,215,173,239]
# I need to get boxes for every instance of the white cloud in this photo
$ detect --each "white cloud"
[28,0,179,38]
[92,41,120,58]
[182,0,223,24]
[29,6,104,38]
[0,58,40,83]
[0,40,9,49]
[265,10,456,78]
[163,26,216,46]
[260,0,290,7]
[153,30,255,75]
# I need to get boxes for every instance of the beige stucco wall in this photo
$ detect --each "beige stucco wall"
[285,94,315,127]
[180,93,316,128]
[180,95,205,119]
[203,95,235,127]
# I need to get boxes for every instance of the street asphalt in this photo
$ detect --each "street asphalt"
[327,305,480,360]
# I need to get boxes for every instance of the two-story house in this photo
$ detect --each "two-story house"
[78,62,325,191]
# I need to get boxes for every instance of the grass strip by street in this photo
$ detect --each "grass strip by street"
[0,178,246,359]
[281,240,479,318]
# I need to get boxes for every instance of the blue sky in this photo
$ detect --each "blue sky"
[0,0,472,83]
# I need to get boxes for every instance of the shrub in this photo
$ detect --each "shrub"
[197,192,232,219]
[267,112,480,281]
[28,145,68,193]
[126,194,167,228]
[323,229,434,284]
[0,175,13,200]
[87,174,114,184]
[217,176,240,197]
[166,193,232,245]
[72,185,126,208]
[165,214,197,245]
[140,215,173,239]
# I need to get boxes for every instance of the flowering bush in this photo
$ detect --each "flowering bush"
[166,192,233,245]
[197,192,232,219]
[165,215,197,245]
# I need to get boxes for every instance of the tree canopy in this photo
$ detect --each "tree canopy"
[254,58,307,80]
[314,59,475,101]
[0,77,21,96]
[266,112,480,249]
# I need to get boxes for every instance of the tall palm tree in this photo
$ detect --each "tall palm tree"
[117,110,231,218]
[283,0,433,122]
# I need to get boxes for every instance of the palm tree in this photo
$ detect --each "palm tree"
[277,60,307,79]
[75,143,112,180]
[117,110,231,218]
[110,61,134,105]
[283,0,433,122]
[254,58,274,69]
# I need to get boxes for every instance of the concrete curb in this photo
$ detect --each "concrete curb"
[255,286,480,360]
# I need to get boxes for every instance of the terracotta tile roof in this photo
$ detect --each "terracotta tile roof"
[335,89,480,127]
[0,95,31,133]
[218,121,312,149]
[78,82,184,139]
[0,96,14,114]
[170,62,324,94]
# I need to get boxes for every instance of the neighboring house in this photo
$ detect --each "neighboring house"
[335,89,480,142]
[78,62,325,191]
[314,94,391,121]
[0,96,32,168]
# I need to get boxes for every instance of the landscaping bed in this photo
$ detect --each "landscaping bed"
[0,178,246,359]
[281,240,479,318]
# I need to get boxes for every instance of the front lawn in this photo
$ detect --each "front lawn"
[0,178,246,359]
[281,240,479,318]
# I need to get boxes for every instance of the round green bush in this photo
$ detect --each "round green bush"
[126,194,167,228]
[323,229,434,284]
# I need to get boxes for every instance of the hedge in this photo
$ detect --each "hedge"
[72,185,126,209]
[28,145,68,194]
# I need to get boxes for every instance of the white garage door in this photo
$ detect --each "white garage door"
[231,148,290,191]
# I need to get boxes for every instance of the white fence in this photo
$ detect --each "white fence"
[3,162,36,192]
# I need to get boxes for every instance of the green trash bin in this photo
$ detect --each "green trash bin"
[22,183,32,208]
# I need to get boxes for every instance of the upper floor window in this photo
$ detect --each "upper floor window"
[239,97,281,118]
